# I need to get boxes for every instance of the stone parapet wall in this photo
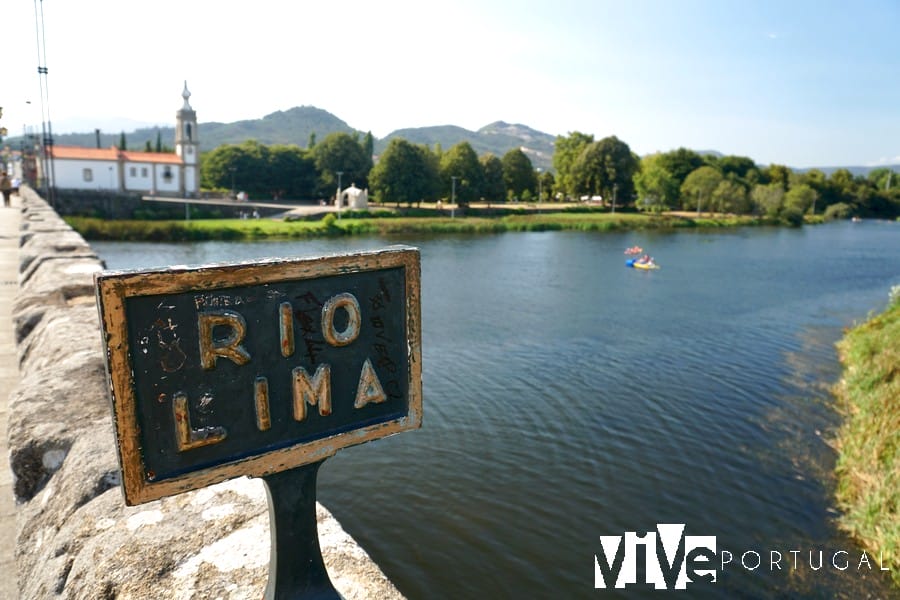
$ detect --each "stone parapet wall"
[8,186,403,599]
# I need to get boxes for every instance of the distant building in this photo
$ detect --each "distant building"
[339,184,369,209]
[46,82,200,196]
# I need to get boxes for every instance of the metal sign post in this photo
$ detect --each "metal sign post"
[95,247,422,598]
[263,461,339,599]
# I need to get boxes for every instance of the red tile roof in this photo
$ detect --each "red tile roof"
[121,150,183,165]
[48,145,183,164]
[49,146,118,160]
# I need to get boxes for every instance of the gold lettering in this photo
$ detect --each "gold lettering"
[198,310,251,369]
[354,358,387,408]
[173,392,226,451]
[292,364,332,421]
[255,376,271,431]
[321,293,361,347]
[279,302,294,357]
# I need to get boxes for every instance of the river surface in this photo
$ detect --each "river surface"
[93,220,900,598]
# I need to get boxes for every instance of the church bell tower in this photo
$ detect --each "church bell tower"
[175,81,199,196]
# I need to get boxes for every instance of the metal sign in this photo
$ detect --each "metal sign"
[95,246,422,506]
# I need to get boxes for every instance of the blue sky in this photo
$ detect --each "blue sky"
[3,0,899,168]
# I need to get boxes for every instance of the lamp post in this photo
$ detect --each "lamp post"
[229,167,236,199]
[336,171,343,220]
[536,168,543,214]
[451,176,458,219]
[612,183,617,214]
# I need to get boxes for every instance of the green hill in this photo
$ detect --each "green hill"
[19,106,358,152]
[201,106,358,149]
[376,121,555,170]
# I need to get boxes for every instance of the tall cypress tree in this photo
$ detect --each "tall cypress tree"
[119,131,127,150]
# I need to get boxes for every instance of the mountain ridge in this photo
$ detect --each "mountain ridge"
[5,107,893,175]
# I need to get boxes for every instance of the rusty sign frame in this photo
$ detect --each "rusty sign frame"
[95,246,422,505]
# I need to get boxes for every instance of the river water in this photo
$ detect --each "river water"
[93,220,900,598]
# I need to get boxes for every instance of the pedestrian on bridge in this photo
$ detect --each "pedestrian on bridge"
[0,172,12,207]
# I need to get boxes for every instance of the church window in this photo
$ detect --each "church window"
[82,168,93,182]
[130,167,137,177]
[186,123,192,141]
[142,167,148,177]
[163,166,173,182]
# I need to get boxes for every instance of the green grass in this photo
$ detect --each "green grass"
[832,289,900,585]
[65,211,781,242]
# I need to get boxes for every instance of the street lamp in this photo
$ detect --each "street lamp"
[612,183,617,214]
[336,171,344,220]
[451,176,458,219]
[229,167,236,199]
[536,168,543,214]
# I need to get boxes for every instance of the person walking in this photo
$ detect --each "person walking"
[0,172,12,207]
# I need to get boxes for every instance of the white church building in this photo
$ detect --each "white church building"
[48,82,200,197]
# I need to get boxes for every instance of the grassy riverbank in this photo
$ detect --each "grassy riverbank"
[65,210,790,241]
[833,287,900,585]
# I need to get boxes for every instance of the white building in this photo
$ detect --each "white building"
[339,184,369,209]
[47,82,200,196]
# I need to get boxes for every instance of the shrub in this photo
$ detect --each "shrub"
[824,202,854,221]
[780,206,804,227]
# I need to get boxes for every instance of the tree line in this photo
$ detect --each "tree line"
[199,132,900,220]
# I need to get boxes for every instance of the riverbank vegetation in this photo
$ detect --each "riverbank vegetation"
[66,209,786,242]
[198,133,900,222]
[832,286,900,585]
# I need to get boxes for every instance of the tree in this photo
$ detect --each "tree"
[144,140,152,152]
[571,136,638,208]
[827,168,854,199]
[761,164,791,190]
[155,130,163,153]
[656,147,705,188]
[552,131,594,198]
[479,154,506,203]
[312,132,371,196]
[501,148,536,200]
[680,166,723,214]
[750,183,785,218]
[308,132,316,149]
[200,140,270,197]
[119,131,127,151]
[362,131,374,161]
[717,155,757,180]
[867,168,896,191]
[634,153,679,211]
[785,184,819,214]
[369,138,440,207]
[439,142,483,207]
[712,179,751,214]
[538,170,555,202]
[793,168,826,191]
[268,144,317,199]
